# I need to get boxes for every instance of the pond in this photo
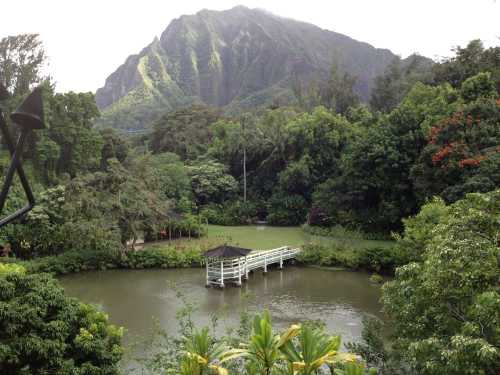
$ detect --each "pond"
[60,266,384,369]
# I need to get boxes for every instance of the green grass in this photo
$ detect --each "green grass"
[204,225,394,250]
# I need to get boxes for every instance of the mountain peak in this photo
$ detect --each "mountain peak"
[95,7,406,131]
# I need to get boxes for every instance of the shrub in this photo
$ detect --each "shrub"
[297,243,361,269]
[200,201,258,225]
[302,223,391,241]
[119,246,203,269]
[297,243,401,274]
[24,248,122,275]
[5,246,205,276]
[267,194,308,225]
[357,246,403,273]
[369,274,384,284]
[0,263,25,276]
[0,272,123,374]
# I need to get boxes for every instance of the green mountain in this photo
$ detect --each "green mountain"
[95,6,420,130]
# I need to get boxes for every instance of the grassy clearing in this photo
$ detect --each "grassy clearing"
[146,225,394,251]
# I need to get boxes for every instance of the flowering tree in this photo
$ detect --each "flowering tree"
[411,73,500,203]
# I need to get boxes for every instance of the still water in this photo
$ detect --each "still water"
[60,267,384,366]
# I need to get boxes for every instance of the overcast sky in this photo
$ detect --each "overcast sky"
[1,0,499,93]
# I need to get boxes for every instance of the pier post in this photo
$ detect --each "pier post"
[244,256,249,279]
[206,259,210,287]
[263,253,268,274]
[279,250,283,269]
[220,260,224,288]
[237,257,242,286]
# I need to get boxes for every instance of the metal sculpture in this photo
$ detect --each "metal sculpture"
[0,86,44,228]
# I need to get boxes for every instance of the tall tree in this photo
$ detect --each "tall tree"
[46,92,102,177]
[150,105,221,160]
[382,190,500,375]
[0,34,47,98]
[323,62,360,115]
[433,39,500,92]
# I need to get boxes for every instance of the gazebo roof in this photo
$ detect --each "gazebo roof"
[203,245,253,258]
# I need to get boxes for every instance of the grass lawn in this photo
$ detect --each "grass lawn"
[204,225,394,250]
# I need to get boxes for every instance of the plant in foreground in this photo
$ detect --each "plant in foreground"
[207,311,376,375]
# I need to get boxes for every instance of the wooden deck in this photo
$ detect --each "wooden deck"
[205,246,301,288]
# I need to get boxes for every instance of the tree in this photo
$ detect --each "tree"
[289,106,357,186]
[46,91,103,177]
[3,184,122,259]
[370,59,403,113]
[99,128,129,170]
[433,39,500,92]
[0,270,123,374]
[322,62,359,115]
[150,152,192,202]
[411,73,500,204]
[0,34,47,98]
[208,114,259,202]
[189,161,238,206]
[150,105,221,160]
[370,56,433,113]
[314,82,457,232]
[382,190,500,375]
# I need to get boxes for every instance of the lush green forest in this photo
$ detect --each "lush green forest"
[0,33,499,375]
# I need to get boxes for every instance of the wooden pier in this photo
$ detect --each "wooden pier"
[205,246,301,288]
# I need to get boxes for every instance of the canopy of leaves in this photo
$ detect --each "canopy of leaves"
[150,105,221,159]
[382,190,500,375]
[0,271,123,374]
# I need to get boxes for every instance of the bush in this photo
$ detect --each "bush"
[3,246,205,276]
[267,194,308,225]
[357,246,404,273]
[200,201,257,225]
[369,274,384,284]
[144,215,206,242]
[0,272,123,374]
[297,243,361,269]
[119,246,203,269]
[297,243,402,274]
[302,223,391,241]
[0,263,25,276]
[24,248,122,275]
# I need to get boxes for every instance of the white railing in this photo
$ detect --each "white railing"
[206,246,301,287]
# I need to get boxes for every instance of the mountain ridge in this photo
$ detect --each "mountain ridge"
[95,6,428,130]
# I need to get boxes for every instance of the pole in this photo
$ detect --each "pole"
[241,115,247,203]
[220,260,224,288]
[237,257,242,286]
[206,259,210,287]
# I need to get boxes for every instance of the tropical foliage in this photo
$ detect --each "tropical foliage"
[177,311,376,375]
[381,190,500,375]
[0,267,123,374]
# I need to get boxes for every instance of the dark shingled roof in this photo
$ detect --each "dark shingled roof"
[204,245,253,258]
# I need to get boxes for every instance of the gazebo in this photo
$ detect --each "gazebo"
[204,245,252,288]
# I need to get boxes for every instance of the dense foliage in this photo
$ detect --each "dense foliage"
[0,265,123,374]
[380,190,500,375]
